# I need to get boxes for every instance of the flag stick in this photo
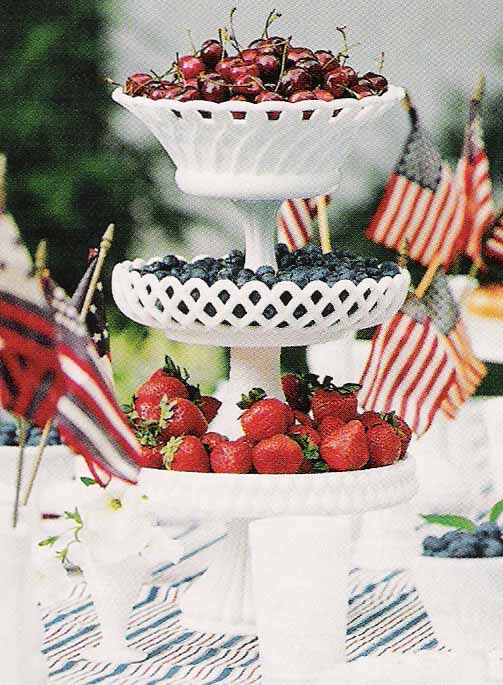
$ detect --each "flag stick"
[12,419,27,528]
[79,223,114,322]
[0,154,6,212]
[317,196,331,253]
[472,74,485,104]
[23,225,115,506]
[415,252,442,299]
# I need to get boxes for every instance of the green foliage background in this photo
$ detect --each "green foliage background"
[1,2,502,398]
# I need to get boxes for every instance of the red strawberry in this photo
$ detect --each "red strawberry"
[135,445,165,469]
[163,436,210,472]
[359,410,385,429]
[252,434,304,474]
[281,374,311,411]
[201,432,228,452]
[317,416,345,441]
[211,440,253,474]
[133,355,191,422]
[199,396,222,423]
[238,389,291,441]
[311,383,360,424]
[384,413,412,458]
[320,420,369,471]
[292,410,314,427]
[160,398,208,438]
[236,435,258,448]
[366,422,401,467]
[289,424,321,446]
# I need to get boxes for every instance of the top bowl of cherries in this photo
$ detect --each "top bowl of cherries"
[112,10,404,199]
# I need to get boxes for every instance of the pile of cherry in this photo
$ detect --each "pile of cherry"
[122,10,388,111]
[128,356,411,475]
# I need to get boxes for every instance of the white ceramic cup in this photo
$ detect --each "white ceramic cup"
[249,516,351,684]
[413,555,503,654]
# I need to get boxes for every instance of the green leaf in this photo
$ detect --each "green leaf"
[80,477,96,487]
[420,514,476,531]
[489,499,503,524]
[64,509,82,526]
[38,536,59,547]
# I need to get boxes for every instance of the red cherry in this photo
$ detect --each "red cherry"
[352,84,374,99]
[174,87,201,102]
[200,77,230,102]
[240,48,259,63]
[124,73,154,97]
[289,90,317,119]
[178,55,206,80]
[314,50,340,73]
[278,67,312,96]
[232,75,264,98]
[287,47,315,66]
[200,39,225,69]
[313,88,335,101]
[295,58,323,86]
[184,77,200,89]
[256,90,284,119]
[363,72,388,94]
[257,45,279,57]
[324,66,358,97]
[229,95,248,119]
[148,85,182,100]
[229,62,260,83]
[215,57,243,81]
[255,53,280,81]
[249,36,286,56]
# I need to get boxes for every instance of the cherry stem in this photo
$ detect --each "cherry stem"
[336,26,349,65]
[228,7,242,52]
[187,28,197,55]
[262,8,282,38]
[103,77,122,87]
[275,36,291,92]
[377,51,385,74]
[174,53,183,82]
[150,69,162,82]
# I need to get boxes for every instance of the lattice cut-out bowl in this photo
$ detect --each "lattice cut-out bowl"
[112,86,404,200]
[112,257,410,347]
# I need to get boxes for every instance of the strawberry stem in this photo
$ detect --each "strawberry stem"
[237,387,267,409]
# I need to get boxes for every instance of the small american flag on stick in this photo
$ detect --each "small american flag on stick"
[359,293,458,435]
[71,248,113,388]
[278,196,331,250]
[421,270,486,415]
[482,206,503,271]
[456,80,494,263]
[367,98,465,269]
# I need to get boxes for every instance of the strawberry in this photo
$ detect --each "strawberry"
[317,416,345,441]
[211,440,253,473]
[366,422,401,467]
[311,382,361,424]
[359,410,385,429]
[163,435,210,472]
[320,420,369,471]
[281,374,309,411]
[201,432,228,452]
[135,445,165,469]
[236,435,258,448]
[132,355,191,423]
[198,396,222,423]
[289,424,321,446]
[292,410,314,427]
[383,412,412,458]
[238,388,291,441]
[160,398,208,438]
[252,434,304,474]
[298,458,313,473]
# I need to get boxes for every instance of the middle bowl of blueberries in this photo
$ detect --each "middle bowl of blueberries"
[414,506,503,654]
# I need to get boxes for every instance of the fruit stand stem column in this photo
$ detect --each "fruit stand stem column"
[232,200,283,271]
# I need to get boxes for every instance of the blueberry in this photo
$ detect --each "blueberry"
[256,265,274,277]
[380,261,400,276]
[423,535,447,553]
[260,273,278,288]
[326,275,339,286]
[162,255,179,269]
[142,261,164,274]
[441,530,465,545]
[476,523,502,540]
[236,269,255,287]
[225,250,245,267]
[447,536,480,558]
[278,253,295,269]
[290,268,310,288]
[308,266,330,281]
[188,267,210,282]
[366,268,381,280]
[218,268,237,283]
[366,257,379,268]
[275,243,289,259]
[481,539,503,557]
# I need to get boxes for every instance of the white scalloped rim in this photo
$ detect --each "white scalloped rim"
[112,256,410,347]
[139,453,417,520]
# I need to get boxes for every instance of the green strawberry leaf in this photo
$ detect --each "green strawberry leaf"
[489,499,503,524]
[291,434,320,461]
[338,383,362,395]
[420,514,476,531]
[163,355,190,383]
[237,387,267,409]
[80,477,96,487]
[312,460,330,472]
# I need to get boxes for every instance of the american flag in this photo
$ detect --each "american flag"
[367,102,465,269]
[359,293,458,435]
[482,206,503,269]
[42,275,140,485]
[278,196,331,250]
[456,92,494,262]
[421,270,486,415]
[0,216,65,427]
[71,248,113,388]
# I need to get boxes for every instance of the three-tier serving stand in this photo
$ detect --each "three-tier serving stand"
[111,86,418,643]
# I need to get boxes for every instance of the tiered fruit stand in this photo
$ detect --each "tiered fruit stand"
[111,86,418,640]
